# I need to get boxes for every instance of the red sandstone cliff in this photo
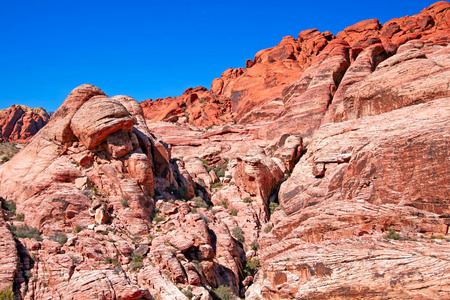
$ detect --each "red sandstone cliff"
[0,105,49,143]
[142,1,450,136]
[0,2,449,300]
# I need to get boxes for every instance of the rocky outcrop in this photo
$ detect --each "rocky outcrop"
[325,40,450,123]
[279,97,450,216]
[1,3,450,300]
[0,84,262,300]
[141,2,450,134]
[0,207,19,293]
[246,98,450,299]
[0,105,49,143]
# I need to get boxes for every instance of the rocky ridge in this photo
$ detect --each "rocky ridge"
[0,2,449,300]
[0,105,49,143]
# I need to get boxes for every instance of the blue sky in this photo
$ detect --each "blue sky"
[0,0,438,112]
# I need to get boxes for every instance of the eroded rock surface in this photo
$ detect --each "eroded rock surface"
[1,2,450,300]
[0,105,49,143]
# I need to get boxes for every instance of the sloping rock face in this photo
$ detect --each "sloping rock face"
[0,84,265,300]
[1,2,450,300]
[0,105,49,143]
[247,98,450,299]
[141,3,450,299]
[0,207,19,294]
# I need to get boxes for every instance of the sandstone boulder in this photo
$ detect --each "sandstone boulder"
[71,96,133,149]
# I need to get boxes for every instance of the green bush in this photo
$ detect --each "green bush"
[182,286,193,299]
[230,208,238,216]
[15,213,24,221]
[1,200,16,214]
[11,225,42,241]
[120,197,129,208]
[243,258,260,277]
[1,156,10,163]
[211,182,223,189]
[264,224,273,233]
[202,160,228,179]
[192,259,202,271]
[153,215,165,223]
[232,227,245,243]
[51,232,68,246]
[250,240,259,251]
[74,225,84,233]
[269,202,279,214]
[384,227,401,240]
[0,285,14,300]
[215,163,228,178]
[105,257,121,268]
[130,254,143,271]
[243,197,252,204]
[192,196,209,208]
[211,285,235,300]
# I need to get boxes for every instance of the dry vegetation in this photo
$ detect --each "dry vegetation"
[0,142,22,163]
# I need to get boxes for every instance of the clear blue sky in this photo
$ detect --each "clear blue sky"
[0,0,438,112]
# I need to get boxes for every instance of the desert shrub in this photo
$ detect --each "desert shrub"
[211,285,235,300]
[74,225,84,233]
[51,232,68,246]
[220,201,228,209]
[154,189,161,196]
[264,224,273,233]
[232,227,245,243]
[182,286,193,299]
[130,254,143,271]
[1,199,16,214]
[203,160,228,179]
[11,225,42,241]
[243,258,260,277]
[243,197,252,204]
[0,285,14,300]
[192,196,209,208]
[200,213,211,224]
[15,213,24,221]
[384,227,401,240]
[120,197,129,208]
[215,163,228,178]
[192,259,202,271]
[91,186,99,196]
[153,215,165,223]
[105,257,121,268]
[250,240,259,251]
[230,208,238,216]
[269,202,279,214]
[211,182,223,189]
[1,156,10,163]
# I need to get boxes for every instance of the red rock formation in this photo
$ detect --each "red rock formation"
[0,206,19,294]
[0,2,449,300]
[0,105,49,143]
[246,97,450,299]
[141,1,450,134]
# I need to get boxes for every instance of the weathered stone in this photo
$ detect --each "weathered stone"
[71,96,133,149]
[106,129,133,158]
